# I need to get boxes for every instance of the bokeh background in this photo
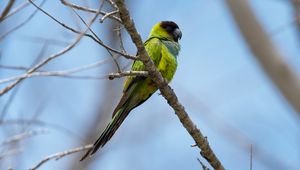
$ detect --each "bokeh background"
[1,0,300,169]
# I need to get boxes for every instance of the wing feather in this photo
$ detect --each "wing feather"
[123,38,162,92]
[112,38,163,117]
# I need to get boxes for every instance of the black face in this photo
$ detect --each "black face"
[160,21,182,42]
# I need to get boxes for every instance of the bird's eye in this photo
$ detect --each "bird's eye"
[165,26,173,32]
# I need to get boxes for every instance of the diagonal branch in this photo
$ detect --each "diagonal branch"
[226,0,300,117]
[115,0,225,169]
[0,0,15,22]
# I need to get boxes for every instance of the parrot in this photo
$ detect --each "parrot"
[80,21,182,161]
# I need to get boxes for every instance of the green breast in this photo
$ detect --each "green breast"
[158,41,180,82]
[161,40,181,57]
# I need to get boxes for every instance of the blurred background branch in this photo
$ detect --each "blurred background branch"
[290,0,300,40]
[226,0,300,118]
[0,0,15,22]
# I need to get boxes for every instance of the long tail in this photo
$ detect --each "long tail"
[80,107,130,161]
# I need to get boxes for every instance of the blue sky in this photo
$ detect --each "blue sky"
[1,0,300,170]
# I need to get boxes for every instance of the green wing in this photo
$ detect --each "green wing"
[123,37,162,92]
[110,38,163,117]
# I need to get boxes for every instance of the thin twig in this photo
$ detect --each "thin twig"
[0,129,49,146]
[0,0,101,96]
[1,41,48,120]
[197,158,210,170]
[28,0,136,60]
[0,65,30,71]
[60,0,121,23]
[21,96,48,132]
[0,73,108,81]
[108,70,148,80]
[0,86,20,120]
[0,70,146,83]
[290,0,300,41]
[2,0,35,20]
[108,0,118,9]
[70,8,122,72]
[0,148,22,159]
[99,10,118,23]
[116,23,126,53]
[115,0,225,169]
[20,35,71,47]
[29,145,93,170]
[0,58,112,84]
[0,119,83,141]
[0,0,46,42]
[250,144,253,170]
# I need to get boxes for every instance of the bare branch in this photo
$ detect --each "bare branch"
[29,145,93,170]
[0,73,107,81]
[226,0,300,117]
[28,0,136,60]
[0,86,20,120]
[99,10,119,23]
[70,8,122,72]
[0,0,46,42]
[116,24,126,53]
[0,0,102,96]
[0,129,49,146]
[1,41,49,121]
[0,58,112,84]
[290,0,300,40]
[2,0,34,20]
[0,148,22,159]
[108,70,148,80]
[0,66,146,83]
[197,158,210,170]
[60,0,121,23]
[0,119,83,141]
[114,0,225,169]
[250,145,253,170]
[0,64,30,71]
[0,0,15,22]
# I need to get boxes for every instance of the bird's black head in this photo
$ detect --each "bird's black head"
[160,21,182,42]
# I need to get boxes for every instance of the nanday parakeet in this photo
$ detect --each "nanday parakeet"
[81,21,182,160]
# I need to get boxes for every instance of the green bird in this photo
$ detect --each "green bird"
[80,21,182,161]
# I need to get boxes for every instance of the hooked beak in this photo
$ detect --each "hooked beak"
[173,28,182,42]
